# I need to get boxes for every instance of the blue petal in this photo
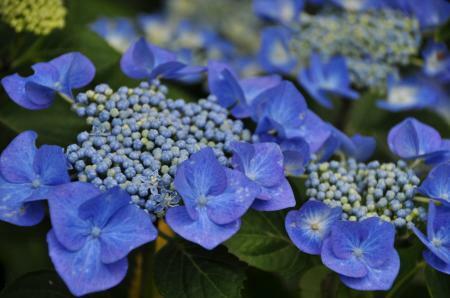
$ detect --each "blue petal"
[78,187,130,228]
[321,236,368,278]
[251,178,295,211]
[388,117,442,159]
[285,200,341,255]
[165,206,240,250]
[280,137,310,176]
[24,81,57,107]
[47,231,128,297]
[258,27,296,74]
[296,111,331,153]
[174,148,227,220]
[120,38,155,79]
[0,175,43,226]
[48,182,101,250]
[339,249,400,291]
[0,131,37,183]
[33,145,70,185]
[2,74,38,110]
[49,52,96,90]
[206,168,259,225]
[152,61,187,80]
[423,250,450,275]
[100,203,157,263]
[231,142,284,188]
[348,134,376,162]
[419,162,450,205]
[207,61,244,108]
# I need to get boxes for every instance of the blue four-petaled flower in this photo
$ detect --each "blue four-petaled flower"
[411,201,450,274]
[285,200,342,254]
[0,131,70,226]
[259,26,297,74]
[47,183,157,296]
[321,217,400,291]
[120,38,205,82]
[165,147,259,250]
[298,53,359,109]
[1,52,95,110]
[388,117,450,164]
[231,141,296,211]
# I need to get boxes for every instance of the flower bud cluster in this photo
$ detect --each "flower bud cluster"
[0,0,66,35]
[66,80,252,220]
[289,9,421,89]
[305,158,426,228]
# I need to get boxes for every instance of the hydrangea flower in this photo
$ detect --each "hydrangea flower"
[411,202,450,274]
[259,27,296,74]
[0,131,70,226]
[90,17,138,53]
[388,118,450,163]
[120,38,205,81]
[422,40,450,83]
[47,183,157,296]
[165,148,259,249]
[321,217,400,290]
[207,61,281,118]
[253,0,304,23]
[419,162,450,205]
[285,200,342,254]
[254,81,330,152]
[231,142,295,211]
[278,137,311,176]
[377,76,441,112]
[298,53,359,109]
[1,52,95,110]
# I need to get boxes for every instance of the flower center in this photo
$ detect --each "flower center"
[352,247,364,258]
[31,178,41,189]
[310,222,321,231]
[197,195,208,207]
[91,226,102,238]
[432,238,442,247]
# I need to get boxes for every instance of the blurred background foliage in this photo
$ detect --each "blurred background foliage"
[0,1,449,298]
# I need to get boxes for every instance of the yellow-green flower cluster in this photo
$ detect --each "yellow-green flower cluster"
[0,0,66,35]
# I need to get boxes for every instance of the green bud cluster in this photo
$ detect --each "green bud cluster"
[0,0,66,35]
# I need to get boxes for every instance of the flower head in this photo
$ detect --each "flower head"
[377,76,441,112]
[321,217,400,290]
[298,53,359,109]
[285,200,342,254]
[253,0,304,23]
[259,26,297,74]
[388,0,450,30]
[120,38,205,81]
[1,52,95,110]
[47,183,157,296]
[165,148,259,249]
[419,162,450,205]
[208,60,281,118]
[388,117,450,163]
[422,40,450,83]
[0,131,70,226]
[411,202,450,274]
[231,142,295,211]
[330,0,381,11]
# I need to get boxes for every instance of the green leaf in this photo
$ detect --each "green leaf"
[425,266,450,298]
[154,241,247,298]
[225,210,308,278]
[298,265,330,298]
[0,95,86,146]
[0,270,72,298]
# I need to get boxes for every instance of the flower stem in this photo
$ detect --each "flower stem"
[59,93,74,105]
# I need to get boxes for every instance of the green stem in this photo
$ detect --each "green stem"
[59,93,74,105]
[386,262,425,298]
[409,158,423,170]
[413,196,440,205]
[158,230,173,241]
